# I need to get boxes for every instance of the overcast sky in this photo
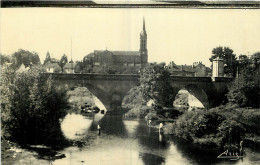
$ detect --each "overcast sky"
[1,8,260,66]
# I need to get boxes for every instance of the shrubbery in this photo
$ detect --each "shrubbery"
[139,63,174,108]
[172,107,259,147]
[125,106,152,119]
[1,65,69,145]
[227,52,260,108]
[67,87,96,111]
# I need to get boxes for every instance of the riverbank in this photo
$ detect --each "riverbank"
[124,102,260,149]
[1,138,71,165]
[170,106,260,149]
[1,139,51,165]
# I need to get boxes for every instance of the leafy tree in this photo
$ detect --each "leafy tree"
[227,52,260,108]
[227,75,249,107]
[139,63,173,108]
[237,54,250,72]
[12,49,40,69]
[43,51,51,65]
[1,66,69,145]
[59,54,68,71]
[0,54,12,64]
[209,46,238,77]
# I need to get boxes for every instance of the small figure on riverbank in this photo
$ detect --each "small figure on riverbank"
[159,122,163,133]
[97,124,101,135]
[148,120,152,126]
[240,140,244,156]
[159,132,162,142]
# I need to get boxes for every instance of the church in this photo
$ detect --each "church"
[83,19,148,70]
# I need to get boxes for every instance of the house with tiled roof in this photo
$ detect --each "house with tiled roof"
[83,18,148,71]
[44,61,61,73]
[63,62,76,73]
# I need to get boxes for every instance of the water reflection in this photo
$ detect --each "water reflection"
[55,112,260,165]
[89,115,128,137]
[123,120,139,137]
[61,113,92,140]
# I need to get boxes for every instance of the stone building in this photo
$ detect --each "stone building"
[212,57,224,77]
[83,18,148,71]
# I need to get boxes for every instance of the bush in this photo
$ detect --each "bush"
[194,112,225,138]
[146,111,159,120]
[217,119,245,146]
[67,87,95,110]
[172,107,259,147]
[156,108,182,119]
[122,86,144,110]
[1,66,69,145]
[124,106,152,119]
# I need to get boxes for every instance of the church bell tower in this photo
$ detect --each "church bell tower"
[140,18,148,68]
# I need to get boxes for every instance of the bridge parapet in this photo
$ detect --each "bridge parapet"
[47,73,140,81]
[170,76,212,82]
[211,77,234,82]
[48,73,233,83]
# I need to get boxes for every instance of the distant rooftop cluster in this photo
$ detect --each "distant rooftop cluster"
[166,61,212,77]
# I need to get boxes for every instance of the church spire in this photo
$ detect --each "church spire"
[140,17,147,37]
[140,17,148,68]
[143,17,146,31]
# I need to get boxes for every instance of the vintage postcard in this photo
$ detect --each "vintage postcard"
[1,1,260,165]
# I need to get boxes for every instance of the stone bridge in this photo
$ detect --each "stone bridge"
[49,73,233,111]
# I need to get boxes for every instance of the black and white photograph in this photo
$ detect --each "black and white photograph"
[1,2,260,165]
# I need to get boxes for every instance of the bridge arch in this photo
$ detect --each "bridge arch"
[173,84,209,109]
[50,73,231,111]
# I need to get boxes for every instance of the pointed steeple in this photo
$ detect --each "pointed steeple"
[143,17,146,31]
[140,17,148,68]
[140,17,147,37]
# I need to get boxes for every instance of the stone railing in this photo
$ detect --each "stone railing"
[211,77,234,82]
[47,73,140,81]
[46,73,233,83]
[170,76,212,82]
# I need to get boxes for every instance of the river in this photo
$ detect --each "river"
[53,112,260,165]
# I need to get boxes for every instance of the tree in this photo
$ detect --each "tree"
[0,54,12,64]
[209,46,238,77]
[238,54,250,72]
[12,49,40,69]
[227,75,249,107]
[139,63,174,108]
[59,54,68,71]
[1,66,69,144]
[43,51,51,65]
[227,52,260,108]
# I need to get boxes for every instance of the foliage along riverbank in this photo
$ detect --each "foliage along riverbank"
[1,65,69,146]
[1,65,72,164]
[122,84,260,150]
[122,60,260,151]
[170,106,260,149]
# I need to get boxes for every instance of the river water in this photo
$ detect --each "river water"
[53,113,260,165]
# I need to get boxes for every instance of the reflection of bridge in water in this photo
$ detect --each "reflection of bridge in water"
[50,73,233,111]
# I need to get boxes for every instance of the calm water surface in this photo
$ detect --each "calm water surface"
[53,113,260,165]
